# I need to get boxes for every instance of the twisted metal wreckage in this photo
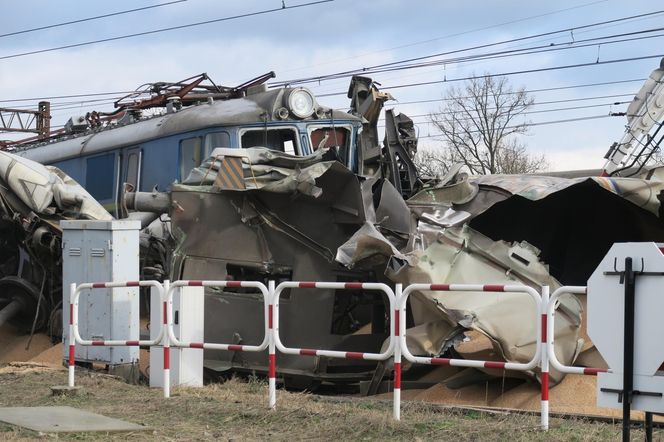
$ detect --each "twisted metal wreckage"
[3,74,664,393]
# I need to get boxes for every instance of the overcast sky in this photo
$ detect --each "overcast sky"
[1,0,663,171]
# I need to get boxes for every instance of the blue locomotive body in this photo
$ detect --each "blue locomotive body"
[15,86,363,216]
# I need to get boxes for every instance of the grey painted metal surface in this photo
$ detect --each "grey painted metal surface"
[16,89,360,165]
[0,406,148,433]
[61,220,141,368]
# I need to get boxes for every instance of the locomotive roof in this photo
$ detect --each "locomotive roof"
[15,87,361,164]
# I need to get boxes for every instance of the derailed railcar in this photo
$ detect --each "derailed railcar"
[14,79,370,217]
[12,74,418,387]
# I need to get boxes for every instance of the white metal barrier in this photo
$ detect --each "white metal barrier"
[546,286,611,376]
[67,279,619,430]
[165,280,276,408]
[396,283,545,426]
[273,281,398,416]
[68,280,168,396]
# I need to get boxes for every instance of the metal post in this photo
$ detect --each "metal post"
[268,280,276,410]
[540,286,549,431]
[68,283,76,387]
[645,411,653,442]
[163,280,171,399]
[622,258,635,442]
[393,283,402,421]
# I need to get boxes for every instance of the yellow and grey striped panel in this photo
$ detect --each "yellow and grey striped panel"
[213,156,245,190]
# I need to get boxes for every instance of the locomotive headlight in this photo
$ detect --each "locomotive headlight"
[287,88,316,118]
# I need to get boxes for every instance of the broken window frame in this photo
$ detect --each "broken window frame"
[307,123,354,169]
[238,125,300,155]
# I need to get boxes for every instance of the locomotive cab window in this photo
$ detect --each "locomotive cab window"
[179,137,203,180]
[125,152,140,188]
[308,125,351,165]
[240,127,298,155]
[204,131,231,156]
[85,153,116,202]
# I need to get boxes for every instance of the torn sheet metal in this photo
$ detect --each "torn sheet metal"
[0,151,111,221]
[0,151,111,335]
[183,147,334,188]
[135,144,664,388]
[410,172,664,286]
[151,147,592,386]
[155,148,394,383]
[389,225,583,384]
[411,171,664,221]
[336,222,412,269]
[386,170,664,384]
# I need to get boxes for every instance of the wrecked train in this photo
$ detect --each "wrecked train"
[8,73,422,387]
[6,64,664,393]
[13,73,418,217]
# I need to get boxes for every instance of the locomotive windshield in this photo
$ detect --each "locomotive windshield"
[308,125,352,166]
[240,126,299,155]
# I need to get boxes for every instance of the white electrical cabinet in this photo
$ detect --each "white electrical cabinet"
[61,220,141,378]
[150,285,204,388]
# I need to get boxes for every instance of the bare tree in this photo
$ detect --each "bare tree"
[427,75,547,175]
[413,148,449,177]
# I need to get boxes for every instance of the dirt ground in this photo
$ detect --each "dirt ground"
[0,367,658,441]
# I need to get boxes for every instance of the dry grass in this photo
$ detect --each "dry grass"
[0,369,655,441]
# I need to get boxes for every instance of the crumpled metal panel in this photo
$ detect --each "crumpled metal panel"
[413,171,664,220]
[336,222,413,269]
[339,217,583,384]
[389,225,583,384]
[0,150,110,220]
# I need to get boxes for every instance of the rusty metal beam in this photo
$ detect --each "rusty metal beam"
[0,101,50,138]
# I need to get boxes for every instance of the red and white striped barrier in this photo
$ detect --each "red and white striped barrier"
[541,286,609,431]
[396,283,545,426]
[272,281,397,417]
[68,281,167,395]
[165,279,275,409]
[546,286,610,377]
[68,278,616,430]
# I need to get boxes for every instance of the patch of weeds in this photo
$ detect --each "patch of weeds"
[0,423,17,433]
[413,420,456,434]
[356,401,384,411]
[246,373,267,394]
[464,410,482,419]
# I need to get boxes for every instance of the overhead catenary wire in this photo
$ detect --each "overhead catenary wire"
[301,10,664,94]
[0,91,137,104]
[272,9,664,87]
[279,0,610,74]
[333,29,664,79]
[302,14,664,96]
[317,53,664,97]
[0,0,334,61]
[387,85,644,107]
[380,101,631,123]
[377,102,630,129]
[277,27,664,87]
[0,0,188,39]
[417,114,616,139]
[0,76,647,110]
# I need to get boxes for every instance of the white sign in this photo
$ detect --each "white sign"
[587,242,664,413]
